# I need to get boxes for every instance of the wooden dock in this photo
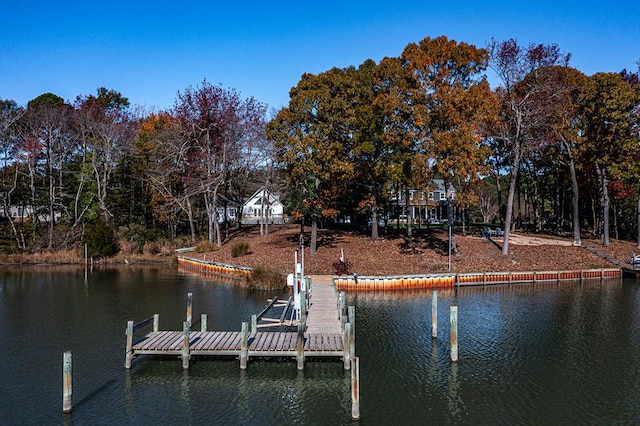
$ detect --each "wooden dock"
[129,330,345,358]
[307,275,343,334]
[125,277,354,370]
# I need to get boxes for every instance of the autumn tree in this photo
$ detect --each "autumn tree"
[518,66,589,245]
[583,72,640,246]
[373,56,420,237]
[0,99,24,247]
[75,88,134,224]
[488,39,571,254]
[173,80,267,245]
[403,36,495,252]
[268,68,357,252]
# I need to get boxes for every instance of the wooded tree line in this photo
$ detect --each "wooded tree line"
[268,36,640,254]
[1,35,638,256]
[0,81,269,255]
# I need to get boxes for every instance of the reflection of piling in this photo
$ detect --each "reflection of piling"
[450,306,458,362]
[63,351,72,413]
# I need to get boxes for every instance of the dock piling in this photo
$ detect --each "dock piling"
[450,306,458,362]
[343,322,351,370]
[125,320,134,369]
[186,293,193,326]
[296,317,306,370]
[240,322,249,369]
[432,291,438,338]
[182,321,190,369]
[201,314,207,332]
[63,351,72,413]
[351,356,360,420]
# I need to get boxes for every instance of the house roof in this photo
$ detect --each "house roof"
[243,187,283,207]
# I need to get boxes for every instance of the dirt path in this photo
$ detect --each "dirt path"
[500,233,574,246]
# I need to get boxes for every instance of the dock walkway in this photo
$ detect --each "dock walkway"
[307,275,342,334]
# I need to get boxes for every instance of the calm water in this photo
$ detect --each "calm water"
[1,265,639,425]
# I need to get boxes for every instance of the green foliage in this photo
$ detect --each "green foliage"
[83,220,119,257]
[231,242,250,258]
[246,266,285,290]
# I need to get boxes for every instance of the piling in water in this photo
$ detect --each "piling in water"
[351,356,360,420]
[432,291,438,338]
[63,351,72,413]
[450,306,458,362]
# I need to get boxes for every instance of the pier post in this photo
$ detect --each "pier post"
[348,305,356,361]
[182,321,190,369]
[201,314,207,332]
[450,306,458,362]
[351,356,360,420]
[296,316,306,370]
[125,320,134,369]
[251,315,257,334]
[432,291,438,338]
[348,305,355,339]
[301,290,307,317]
[240,322,249,370]
[153,314,159,332]
[186,293,193,326]
[63,351,72,413]
[343,322,351,370]
[339,292,346,328]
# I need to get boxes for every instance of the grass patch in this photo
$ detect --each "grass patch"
[246,266,285,290]
[195,240,217,253]
[231,242,250,258]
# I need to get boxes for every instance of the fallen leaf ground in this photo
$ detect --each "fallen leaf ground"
[198,224,634,276]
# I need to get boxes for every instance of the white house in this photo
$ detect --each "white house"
[241,187,286,225]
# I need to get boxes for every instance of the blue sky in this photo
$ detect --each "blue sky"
[2,1,638,114]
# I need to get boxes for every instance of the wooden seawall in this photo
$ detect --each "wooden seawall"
[333,268,621,291]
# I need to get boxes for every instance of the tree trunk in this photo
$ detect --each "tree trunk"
[597,164,610,247]
[568,157,581,245]
[371,205,379,240]
[186,197,196,243]
[405,188,412,238]
[502,154,520,255]
[636,189,640,249]
[310,216,318,254]
[446,185,458,253]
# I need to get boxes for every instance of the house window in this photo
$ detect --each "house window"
[428,192,434,200]
[440,193,446,201]
[409,191,414,200]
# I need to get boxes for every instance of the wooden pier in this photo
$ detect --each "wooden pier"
[125,276,354,370]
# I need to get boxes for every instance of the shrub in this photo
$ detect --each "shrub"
[231,242,250,258]
[246,266,285,290]
[83,219,119,258]
[332,259,353,275]
[195,240,217,253]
